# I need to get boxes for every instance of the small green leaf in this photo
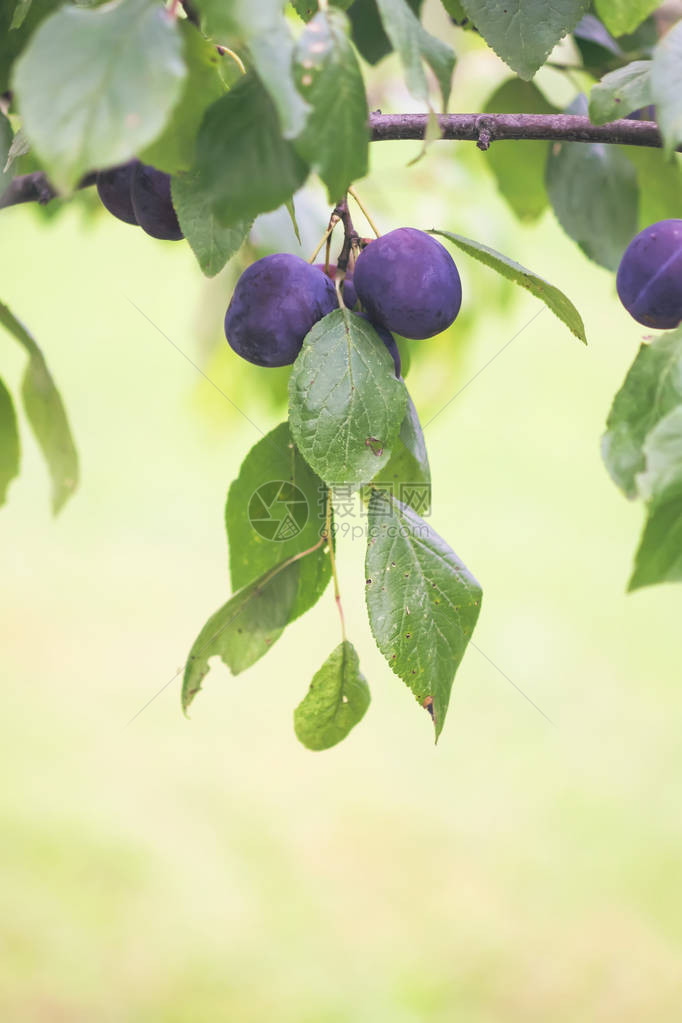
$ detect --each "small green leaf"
[602,328,682,499]
[171,169,250,277]
[285,198,302,246]
[0,376,20,506]
[545,96,639,271]
[140,20,225,176]
[483,79,557,222]
[0,0,59,93]
[460,0,590,80]
[10,0,32,30]
[0,301,78,514]
[375,0,455,109]
[182,559,299,713]
[348,0,424,66]
[432,230,587,343]
[365,491,482,739]
[226,422,331,622]
[191,74,309,229]
[594,0,660,37]
[13,0,185,191]
[294,9,369,202]
[651,20,682,157]
[589,60,653,125]
[371,391,431,514]
[3,127,30,176]
[288,310,407,489]
[294,641,370,750]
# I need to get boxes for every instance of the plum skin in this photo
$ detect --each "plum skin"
[617,219,682,329]
[130,163,183,241]
[355,312,401,378]
[96,161,139,225]
[354,227,462,340]
[225,254,337,367]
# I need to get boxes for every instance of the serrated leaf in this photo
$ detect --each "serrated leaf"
[182,559,299,712]
[226,422,331,621]
[191,73,308,229]
[288,309,407,489]
[365,492,481,739]
[602,328,682,499]
[294,9,369,201]
[432,230,587,344]
[651,20,682,157]
[0,301,78,514]
[171,169,250,277]
[294,641,370,750]
[371,392,431,514]
[0,376,20,506]
[594,0,660,37]
[589,60,652,125]
[460,0,590,80]
[545,96,639,271]
[483,79,557,222]
[375,0,455,109]
[196,0,309,139]
[13,0,185,191]
[140,20,225,175]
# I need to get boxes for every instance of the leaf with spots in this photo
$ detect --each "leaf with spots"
[294,641,370,750]
[370,391,431,514]
[365,491,482,739]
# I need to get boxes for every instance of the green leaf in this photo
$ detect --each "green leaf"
[625,148,682,230]
[589,60,653,125]
[545,96,639,271]
[0,0,59,93]
[196,0,309,139]
[140,20,225,176]
[0,113,14,199]
[441,0,470,24]
[0,376,20,506]
[602,328,682,499]
[191,73,309,229]
[10,0,32,30]
[348,0,424,65]
[431,230,587,344]
[285,198,302,245]
[594,0,660,37]
[13,0,186,191]
[293,641,370,750]
[182,559,299,713]
[0,301,78,514]
[460,0,590,80]
[294,9,369,202]
[370,391,431,514]
[375,0,455,108]
[171,169,250,277]
[365,491,482,739]
[651,20,682,157]
[226,422,331,622]
[288,309,407,489]
[3,128,30,177]
[292,0,354,22]
[483,79,557,222]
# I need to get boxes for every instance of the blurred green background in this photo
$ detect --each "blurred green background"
[2,19,682,1022]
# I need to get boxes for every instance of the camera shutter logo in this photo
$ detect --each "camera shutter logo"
[248,481,309,541]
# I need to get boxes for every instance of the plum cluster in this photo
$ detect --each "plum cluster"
[96,161,183,241]
[617,219,682,329]
[223,227,461,372]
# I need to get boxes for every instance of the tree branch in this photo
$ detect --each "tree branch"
[0,169,97,210]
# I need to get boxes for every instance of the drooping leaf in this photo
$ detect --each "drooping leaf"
[589,60,653,125]
[0,301,78,514]
[545,96,639,271]
[594,0,660,38]
[294,641,370,750]
[0,376,20,506]
[460,0,590,80]
[602,328,682,499]
[375,0,455,108]
[294,9,369,202]
[226,422,331,622]
[171,169,250,277]
[13,0,186,191]
[196,0,309,138]
[191,73,309,229]
[140,20,226,175]
[288,309,407,489]
[432,230,587,343]
[651,20,682,157]
[625,148,682,230]
[365,491,481,739]
[483,79,557,222]
[370,391,431,514]
[348,0,424,65]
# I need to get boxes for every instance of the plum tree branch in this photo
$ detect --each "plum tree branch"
[0,114,675,213]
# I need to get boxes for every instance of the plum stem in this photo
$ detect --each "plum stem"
[348,187,381,238]
[308,219,338,264]
[217,46,247,76]
[325,491,347,643]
